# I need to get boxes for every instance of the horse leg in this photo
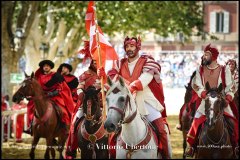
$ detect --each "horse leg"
[45,137,54,159]
[58,132,69,159]
[57,136,64,159]
[182,131,187,159]
[29,135,40,159]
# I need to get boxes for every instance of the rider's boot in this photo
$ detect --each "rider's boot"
[23,120,33,135]
[152,117,170,159]
[65,107,84,159]
[185,143,194,157]
[176,123,182,131]
[73,107,84,133]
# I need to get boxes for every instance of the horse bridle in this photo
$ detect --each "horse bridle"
[17,78,43,101]
[205,92,225,125]
[83,95,102,126]
[107,92,137,127]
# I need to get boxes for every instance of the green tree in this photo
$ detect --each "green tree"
[2,1,208,99]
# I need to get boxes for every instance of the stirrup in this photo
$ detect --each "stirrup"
[175,124,182,131]
[23,127,32,135]
[235,146,239,158]
[185,147,194,157]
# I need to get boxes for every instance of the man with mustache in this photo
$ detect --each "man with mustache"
[98,36,171,159]
[185,44,239,157]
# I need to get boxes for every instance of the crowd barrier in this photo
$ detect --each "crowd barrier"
[1,108,27,143]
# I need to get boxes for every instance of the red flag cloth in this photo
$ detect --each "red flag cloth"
[85,1,119,73]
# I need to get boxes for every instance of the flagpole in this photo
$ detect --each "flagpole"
[94,2,107,121]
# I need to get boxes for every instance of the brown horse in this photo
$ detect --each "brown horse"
[181,71,197,159]
[195,82,234,159]
[12,72,68,159]
[77,86,109,159]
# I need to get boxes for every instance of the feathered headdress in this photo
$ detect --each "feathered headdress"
[78,40,92,63]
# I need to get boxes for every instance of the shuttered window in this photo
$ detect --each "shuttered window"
[210,11,229,33]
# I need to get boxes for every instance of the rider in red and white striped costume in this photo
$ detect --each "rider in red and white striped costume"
[98,36,171,159]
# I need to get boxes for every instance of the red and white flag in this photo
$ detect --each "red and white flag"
[85,1,119,73]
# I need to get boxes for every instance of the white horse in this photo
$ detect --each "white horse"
[104,77,161,159]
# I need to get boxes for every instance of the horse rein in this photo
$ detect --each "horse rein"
[83,96,103,126]
[18,78,45,101]
[108,94,137,127]
[204,94,227,145]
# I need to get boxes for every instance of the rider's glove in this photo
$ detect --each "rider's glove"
[225,94,233,106]
[97,67,106,78]
[200,90,207,99]
[47,90,59,97]
[128,80,143,94]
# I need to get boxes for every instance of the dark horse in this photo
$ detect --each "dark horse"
[12,72,68,159]
[77,86,109,159]
[181,71,197,159]
[195,82,234,159]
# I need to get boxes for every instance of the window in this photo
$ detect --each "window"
[216,12,224,32]
[210,11,229,33]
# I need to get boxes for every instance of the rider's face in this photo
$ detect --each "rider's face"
[43,64,51,73]
[228,62,236,72]
[125,43,138,58]
[89,60,97,72]
[61,66,70,75]
[202,51,212,66]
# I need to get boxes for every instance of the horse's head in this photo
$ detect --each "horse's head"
[12,72,40,103]
[82,86,101,126]
[204,82,227,128]
[104,76,135,133]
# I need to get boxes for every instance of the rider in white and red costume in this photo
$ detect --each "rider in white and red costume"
[185,44,239,157]
[98,36,171,159]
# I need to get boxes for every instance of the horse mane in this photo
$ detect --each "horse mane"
[187,70,196,88]
[82,86,101,118]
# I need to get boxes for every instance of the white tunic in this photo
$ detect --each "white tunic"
[126,57,163,121]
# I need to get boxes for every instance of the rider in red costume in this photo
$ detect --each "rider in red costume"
[24,60,75,135]
[185,44,239,157]
[65,41,102,159]
[57,63,79,104]
[98,36,171,159]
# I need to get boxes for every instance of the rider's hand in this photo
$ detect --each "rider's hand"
[201,90,207,99]
[47,90,59,97]
[97,67,106,78]
[128,80,143,94]
[128,85,136,94]
[225,94,232,106]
